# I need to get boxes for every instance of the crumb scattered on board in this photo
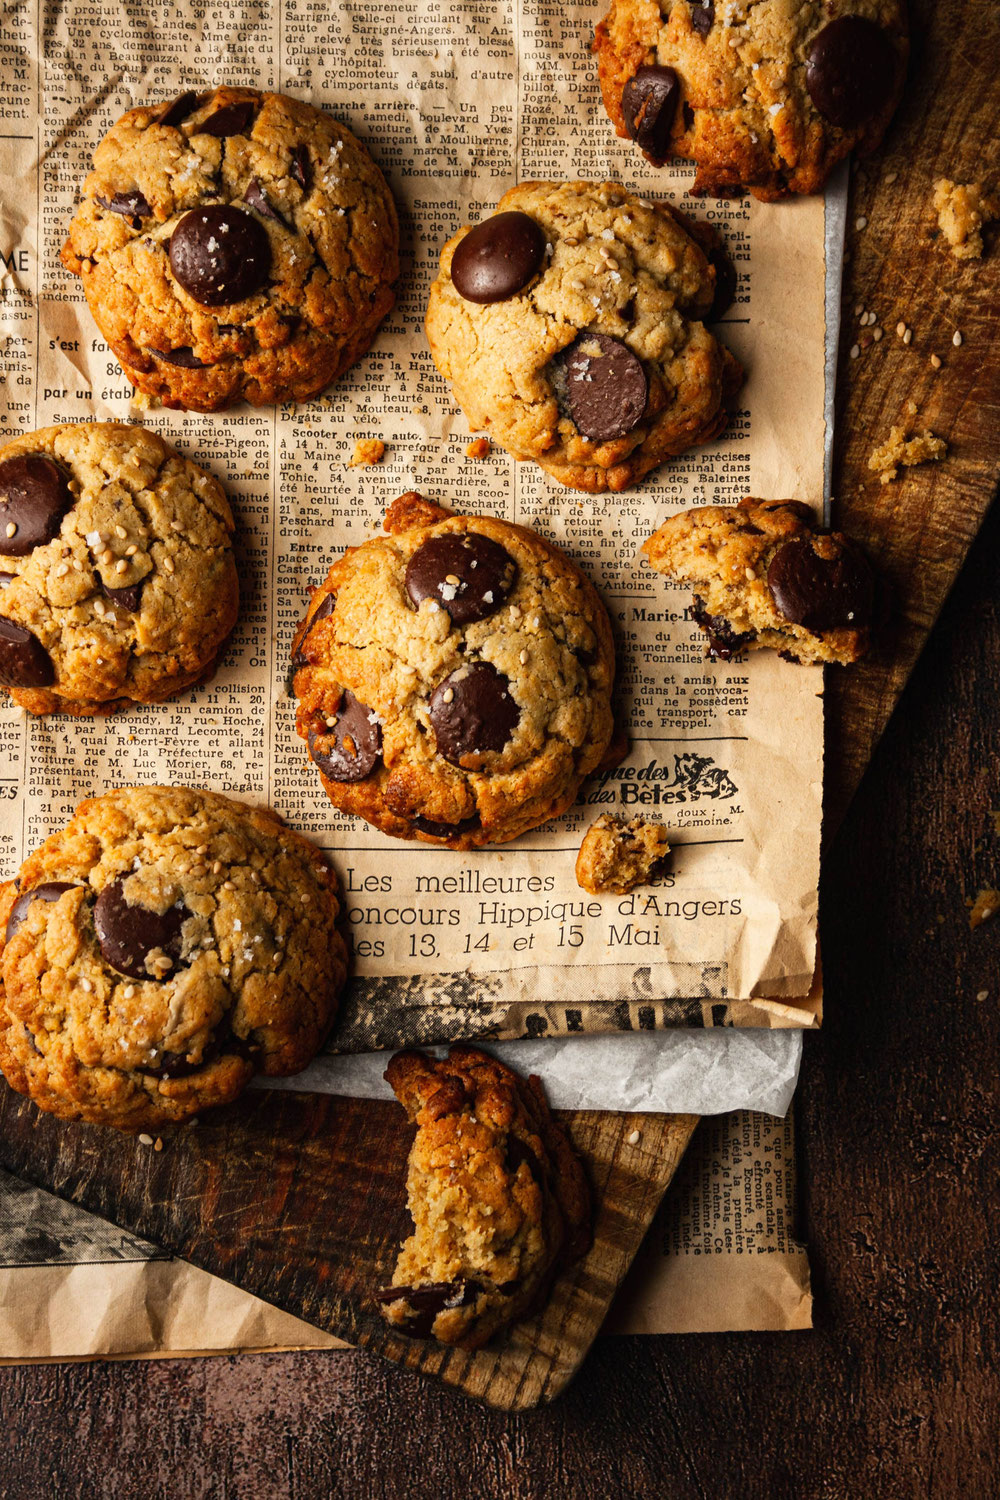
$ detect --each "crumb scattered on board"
[933,178,1000,262]
[465,438,491,460]
[969,889,1000,930]
[868,426,948,484]
[349,438,385,467]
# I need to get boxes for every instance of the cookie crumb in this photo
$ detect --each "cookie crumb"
[868,426,948,485]
[154,1137,164,1152]
[465,438,491,460]
[969,888,1000,930]
[348,438,386,467]
[576,814,671,895]
[932,178,1000,261]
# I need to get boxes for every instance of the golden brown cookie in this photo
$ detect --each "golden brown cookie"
[376,1045,591,1349]
[595,1,908,200]
[642,497,875,664]
[0,422,237,715]
[0,786,347,1133]
[576,814,671,894]
[61,87,399,411]
[291,492,616,847]
[425,181,742,493]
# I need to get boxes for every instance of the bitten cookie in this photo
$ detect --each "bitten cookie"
[61,86,399,411]
[576,814,671,895]
[375,1045,591,1349]
[595,1,908,200]
[642,498,875,664]
[425,180,742,492]
[0,422,237,715]
[291,492,616,847]
[0,786,347,1133]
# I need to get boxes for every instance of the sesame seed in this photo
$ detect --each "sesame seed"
[102,549,114,564]
[94,598,106,616]
[854,303,863,317]
[444,573,460,586]
[138,1133,154,1147]
[222,880,234,890]
[745,567,756,581]
[977,989,989,1001]
[855,216,867,230]
[124,985,135,998]
[55,562,69,577]
[115,525,127,539]
[126,545,137,556]
[953,330,963,347]
[79,976,92,992]
[903,328,913,345]
[154,1137,163,1152]
[5,523,15,539]
[850,344,860,359]
[162,556,175,573]
[885,171,898,184]
[858,310,868,325]
[873,328,883,342]
[442,687,454,703]
[212,860,222,874]
[519,649,528,664]
[930,354,942,370]
[896,321,906,337]
[300,892,310,903]
[115,559,128,574]
[170,520,184,531]
[627,1129,641,1145]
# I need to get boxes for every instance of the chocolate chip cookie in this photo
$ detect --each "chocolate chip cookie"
[595,1,908,200]
[642,497,875,664]
[376,1046,591,1349]
[576,814,671,895]
[0,785,347,1133]
[0,422,238,715]
[61,87,399,411]
[291,492,616,846]
[424,181,742,492]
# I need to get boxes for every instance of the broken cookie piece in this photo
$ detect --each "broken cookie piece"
[933,178,999,262]
[376,1045,591,1349]
[868,426,948,484]
[576,814,671,895]
[642,497,875,666]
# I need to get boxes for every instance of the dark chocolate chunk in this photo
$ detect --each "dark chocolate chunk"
[405,533,517,625]
[560,332,648,442]
[5,882,78,943]
[148,346,209,368]
[690,596,756,661]
[308,689,382,782]
[199,100,257,137]
[291,144,310,191]
[374,1280,481,1339]
[504,1133,544,1183]
[94,875,190,980]
[0,617,55,688]
[429,663,519,766]
[95,189,152,228]
[622,65,680,160]
[412,814,481,840]
[450,211,547,305]
[169,204,271,306]
[805,17,896,130]
[102,579,144,612]
[244,177,288,229]
[767,539,874,633]
[137,1011,259,1079]
[689,1,714,36]
[0,453,75,556]
[291,591,335,672]
[156,91,199,129]
[706,236,737,322]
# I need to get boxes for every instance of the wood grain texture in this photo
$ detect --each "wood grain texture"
[0,1085,696,1410]
[825,0,1000,826]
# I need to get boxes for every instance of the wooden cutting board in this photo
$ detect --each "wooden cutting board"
[1,0,997,1410]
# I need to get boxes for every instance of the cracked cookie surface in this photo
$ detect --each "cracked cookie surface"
[0,785,347,1132]
[61,87,399,411]
[291,492,616,847]
[376,1045,591,1349]
[595,1,908,200]
[0,422,237,715]
[642,497,874,664]
[424,181,742,493]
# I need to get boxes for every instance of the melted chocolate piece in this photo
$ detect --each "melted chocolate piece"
[290,592,335,673]
[429,663,519,766]
[291,144,310,191]
[412,814,482,840]
[169,204,271,306]
[156,91,199,129]
[405,533,517,624]
[767,539,874,633]
[706,236,737,322]
[308,689,382,782]
[5,882,78,943]
[450,211,547,305]
[244,177,288,229]
[137,1011,260,1080]
[0,453,75,556]
[689,1,713,36]
[95,189,152,228]
[622,65,680,160]
[199,100,257,137]
[94,875,190,980]
[374,1280,482,1339]
[102,579,144,612]
[504,1133,544,1183]
[0,617,55,688]
[805,17,896,130]
[690,596,756,661]
[560,332,648,443]
[148,346,209,369]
